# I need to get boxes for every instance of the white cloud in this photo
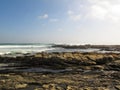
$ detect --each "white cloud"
[68,10,81,21]
[70,14,81,21]
[38,14,48,19]
[87,0,120,22]
[49,18,59,22]
[89,4,108,20]
[57,28,63,31]
[68,10,74,15]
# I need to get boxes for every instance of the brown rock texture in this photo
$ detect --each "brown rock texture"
[0,52,120,90]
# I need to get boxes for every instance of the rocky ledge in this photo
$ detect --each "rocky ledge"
[0,52,120,90]
[52,44,120,51]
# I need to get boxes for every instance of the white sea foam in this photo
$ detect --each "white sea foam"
[0,44,54,55]
[0,45,49,48]
[0,43,119,56]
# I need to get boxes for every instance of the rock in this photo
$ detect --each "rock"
[67,86,77,90]
[15,83,27,89]
[0,52,120,90]
[0,52,118,69]
[43,84,65,90]
[0,80,6,83]
[34,54,42,58]
[108,60,120,70]
[43,84,52,89]
[57,86,65,90]
[111,72,120,79]
[79,87,109,90]
[91,65,104,70]
[34,87,44,90]
[81,61,96,66]
[115,85,120,90]
[95,55,114,64]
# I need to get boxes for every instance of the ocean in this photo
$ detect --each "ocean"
[0,43,54,55]
[0,43,119,57]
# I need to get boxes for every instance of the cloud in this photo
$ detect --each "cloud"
[89,5,108,20]
[68,0,120,22]
[68,10,74,15]
[57,28,63,31]
[68,10,81,21]
[87,0,120,22]
[38,14,48,19]
[49,18,59,22]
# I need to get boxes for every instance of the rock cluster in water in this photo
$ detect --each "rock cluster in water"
[52,44,120,51]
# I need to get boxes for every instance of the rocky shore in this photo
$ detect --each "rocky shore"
[0,52,120,90]
[52,45,120,51]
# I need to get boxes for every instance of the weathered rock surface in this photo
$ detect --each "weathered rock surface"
[0,71,119,90]
[0,52,119,69]
[0,52,120,90]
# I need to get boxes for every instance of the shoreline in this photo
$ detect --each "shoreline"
[0,44,120,57]
[0,52,120,90]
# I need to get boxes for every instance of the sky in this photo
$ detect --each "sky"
[0,0,120,44]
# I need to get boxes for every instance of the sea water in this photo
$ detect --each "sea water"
[0,43,54,56]
[0,43,119,57]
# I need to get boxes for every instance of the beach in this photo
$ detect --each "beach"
[0,44,120,90]
[1,0,120,89]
